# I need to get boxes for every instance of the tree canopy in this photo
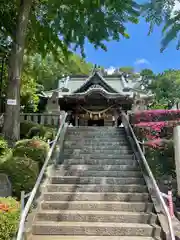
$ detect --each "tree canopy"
[1,0,141,140]
[141,0,180,51]
[145,69,180,109]
[23,52,92,91]
[0,0,140,57]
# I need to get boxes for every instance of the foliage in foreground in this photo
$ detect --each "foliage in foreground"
[1,0,141,141]
[130,110,180,144]
[145,141,175,178]
[0,0,140,57]
[142,0,180,51]
[0,135,50,198]
[0,137,9,156]
[130,110,177,179]
[0,197,20,240]
[13,139,49,168]
[130,109,180,123]
[0,154,39,198]
[20,121,56,141]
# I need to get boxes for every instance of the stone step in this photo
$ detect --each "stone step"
[32,222,161,237]
[67,127,125,130]
[53,170,142,177]
[29,236,159,240]
[64,141,129,146]
[66,137,126,141]
[64,140,128,144]
[66,130,125,133]
[46,184,148,193]
[63,145,131,150]
[66,130,125,134]
[63,149,133,154]
[66,132,126,136]
[41,201,153,212]
[62,159,137,165]
[67,129,125,132]
[63,154,135,160]
[66,137,127,141]
[90,154,134,159]
[43,192,151,202]
[66,133,126,136]
[36,210,157,224]
[56,164,139,171]
[51,176,145,185]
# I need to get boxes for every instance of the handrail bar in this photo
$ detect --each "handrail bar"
[121,112,175,240]
[16,112,68,240]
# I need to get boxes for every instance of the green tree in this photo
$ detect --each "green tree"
[1,0,140,141]
[141,69,154,78]
[23,52,92,91]
[140,68,155,89]
[119,66,135,74]
[141,0,180,51]
[149,70,180,109]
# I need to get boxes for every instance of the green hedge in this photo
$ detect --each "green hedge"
[20,121,37,138]
[145,141,175,179]
[20,121,56,141]
[0,136,9,157]
[0,197,20,240]
[13,139,49,168]
[0,154,39,198]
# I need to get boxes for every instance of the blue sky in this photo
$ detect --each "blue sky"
[83,18,180,74]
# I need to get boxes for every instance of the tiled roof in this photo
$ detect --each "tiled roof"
[42,71,152,99]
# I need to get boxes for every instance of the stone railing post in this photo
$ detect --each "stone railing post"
[173,126,180,197]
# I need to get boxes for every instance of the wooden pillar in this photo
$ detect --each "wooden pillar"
[173,126,180,196]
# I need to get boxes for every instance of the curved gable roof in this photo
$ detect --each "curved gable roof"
[73,72,118,94]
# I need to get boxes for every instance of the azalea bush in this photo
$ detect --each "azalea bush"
[129,110,177,179]
[20,121,56,141]
[133,120,180,141]
[13,139,49,168]
[130,109,180,124]
[0,154,39,198]
[145,141,175,178]
[0,197,20,240]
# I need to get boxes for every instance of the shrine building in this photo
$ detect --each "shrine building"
[40,68,153,127]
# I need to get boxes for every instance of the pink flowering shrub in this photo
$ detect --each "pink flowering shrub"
[144,138,163,149]
[130,109,180,124]
[129,110,177,177]
[133,120,180,142]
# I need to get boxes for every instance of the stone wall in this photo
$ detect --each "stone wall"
[0,174,12,197]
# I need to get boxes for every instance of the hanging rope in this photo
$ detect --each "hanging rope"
[80,105,115,115]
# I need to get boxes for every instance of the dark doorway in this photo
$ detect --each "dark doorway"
[88,119,104,126]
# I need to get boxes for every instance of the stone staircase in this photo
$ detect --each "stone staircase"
[30,127,162,240]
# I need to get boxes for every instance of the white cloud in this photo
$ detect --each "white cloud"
[134,58,150,65]
[105,66,116,75]
[170,0,180,17]
[173,0,180,11]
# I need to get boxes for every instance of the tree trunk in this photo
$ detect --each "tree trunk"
[3,0,33,141]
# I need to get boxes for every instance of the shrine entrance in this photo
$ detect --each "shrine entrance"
[88,119,104,126]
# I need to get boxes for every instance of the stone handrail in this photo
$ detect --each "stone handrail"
[16,112,68,240]
[121,112,175,240]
